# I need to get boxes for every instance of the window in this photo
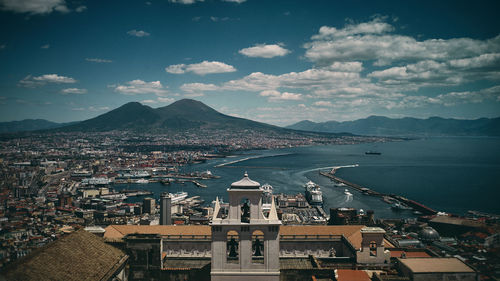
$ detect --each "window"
[252,230,264,264]
[369,241,377,256]
[226,230,239,263]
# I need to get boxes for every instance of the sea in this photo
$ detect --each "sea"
[114,137,500,219]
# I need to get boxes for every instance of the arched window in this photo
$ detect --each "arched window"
[240,198,250,223]
[369,241,377,256]
[226,230,239,263]
[252,230,264,264]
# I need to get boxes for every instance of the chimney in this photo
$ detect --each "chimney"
[160,192,171,225]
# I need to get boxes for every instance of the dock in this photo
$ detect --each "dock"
[319,169,437,216]
[191,180,207,188]
[119,190,153,197]
[318,171,382,196]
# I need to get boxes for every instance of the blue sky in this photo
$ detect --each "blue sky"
[0,0,499,125]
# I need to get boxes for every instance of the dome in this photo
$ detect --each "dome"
[419,226,440,242]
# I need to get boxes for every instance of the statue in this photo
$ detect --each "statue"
[253,238,263,256]
[329,247,336,257]
[228,237,238,258]
[241,200,250,223]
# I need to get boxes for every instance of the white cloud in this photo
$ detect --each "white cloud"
[0,0,69,15]
[75,5,86,12]
[305,17,500,66]
[141,97,175,104]
[210,16,229,22]
[61,88,87,94]
[127,29,150,37]
[165,61,236,75]
[220,69,361,92]
[19,74,77,87]
[114,80,168,95]
[436,86,500,106]
[328,61,363,72]
[89,106,110,112]
[311,17,394,40]
[180,82,218,93]
[33,74,76,83]
[168,0,202,4]
[165,64,186,74]
[239,44,290,58]
[448,53,500,69]
[40,44,50,49]
[86,58,113,63]
[260,90,303,101]
[313,101,333,107]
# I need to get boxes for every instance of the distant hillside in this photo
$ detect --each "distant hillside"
[58,99,285,133]
[0,119,77,133]
[287,116,500,136]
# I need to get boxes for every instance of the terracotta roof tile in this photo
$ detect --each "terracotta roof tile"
[336,269,371,281]
[399,258,475,273]
[1,229,127,281]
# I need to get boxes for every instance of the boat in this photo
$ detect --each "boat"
[391,202,413,211]
[192,180,207,188]
[100,193,128,200]
[169,191,188,203]
[365,151,381,155]
[304,181,323,206]
[344,189,353,196]
[81,177,111,186]
[334,181,346,187]
[136,179,149,184]
[116,170,151,179]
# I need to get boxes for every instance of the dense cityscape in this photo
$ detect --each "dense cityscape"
[1,0,499,280]
[0,128,499,280]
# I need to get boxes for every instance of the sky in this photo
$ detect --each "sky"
[0,0,499,126]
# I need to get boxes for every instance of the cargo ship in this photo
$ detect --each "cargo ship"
[365,151,381,155]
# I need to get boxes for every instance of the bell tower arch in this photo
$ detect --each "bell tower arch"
[211,173,281,281]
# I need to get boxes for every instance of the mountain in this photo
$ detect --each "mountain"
[58,99,281,133]
[287,116,500,136]
[0,119,77,133]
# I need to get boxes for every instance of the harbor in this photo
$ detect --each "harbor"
[319,168,437,215]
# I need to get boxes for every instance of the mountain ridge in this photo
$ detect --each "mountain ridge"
[56,99,283,133]
[286,115,500,136]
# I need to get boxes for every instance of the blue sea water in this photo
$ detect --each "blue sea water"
[115,137,500,218]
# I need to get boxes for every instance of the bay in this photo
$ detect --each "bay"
[115,137,500,218]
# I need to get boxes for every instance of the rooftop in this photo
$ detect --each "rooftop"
[104,225,374,249]
[1,229,128,281]
[399,258,475,273]
[336,269,371,281]
[230,172,260,189]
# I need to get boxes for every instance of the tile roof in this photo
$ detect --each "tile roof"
[336,269,371,281]
[399,258,475,273]
[390,250,431,258]
[1,229,127,281]
[105,225,212,241]
[104,225,369,249]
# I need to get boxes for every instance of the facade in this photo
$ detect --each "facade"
[356,227,391,264]
[143,197,156,215]
[210,173,281,281]
[159,192,171,225]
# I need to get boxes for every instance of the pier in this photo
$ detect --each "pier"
[318,170,382,196]
[319,169,437,216]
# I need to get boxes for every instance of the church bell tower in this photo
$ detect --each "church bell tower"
[211,173,281,281]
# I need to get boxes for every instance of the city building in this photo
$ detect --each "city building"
[143,197,156,215]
